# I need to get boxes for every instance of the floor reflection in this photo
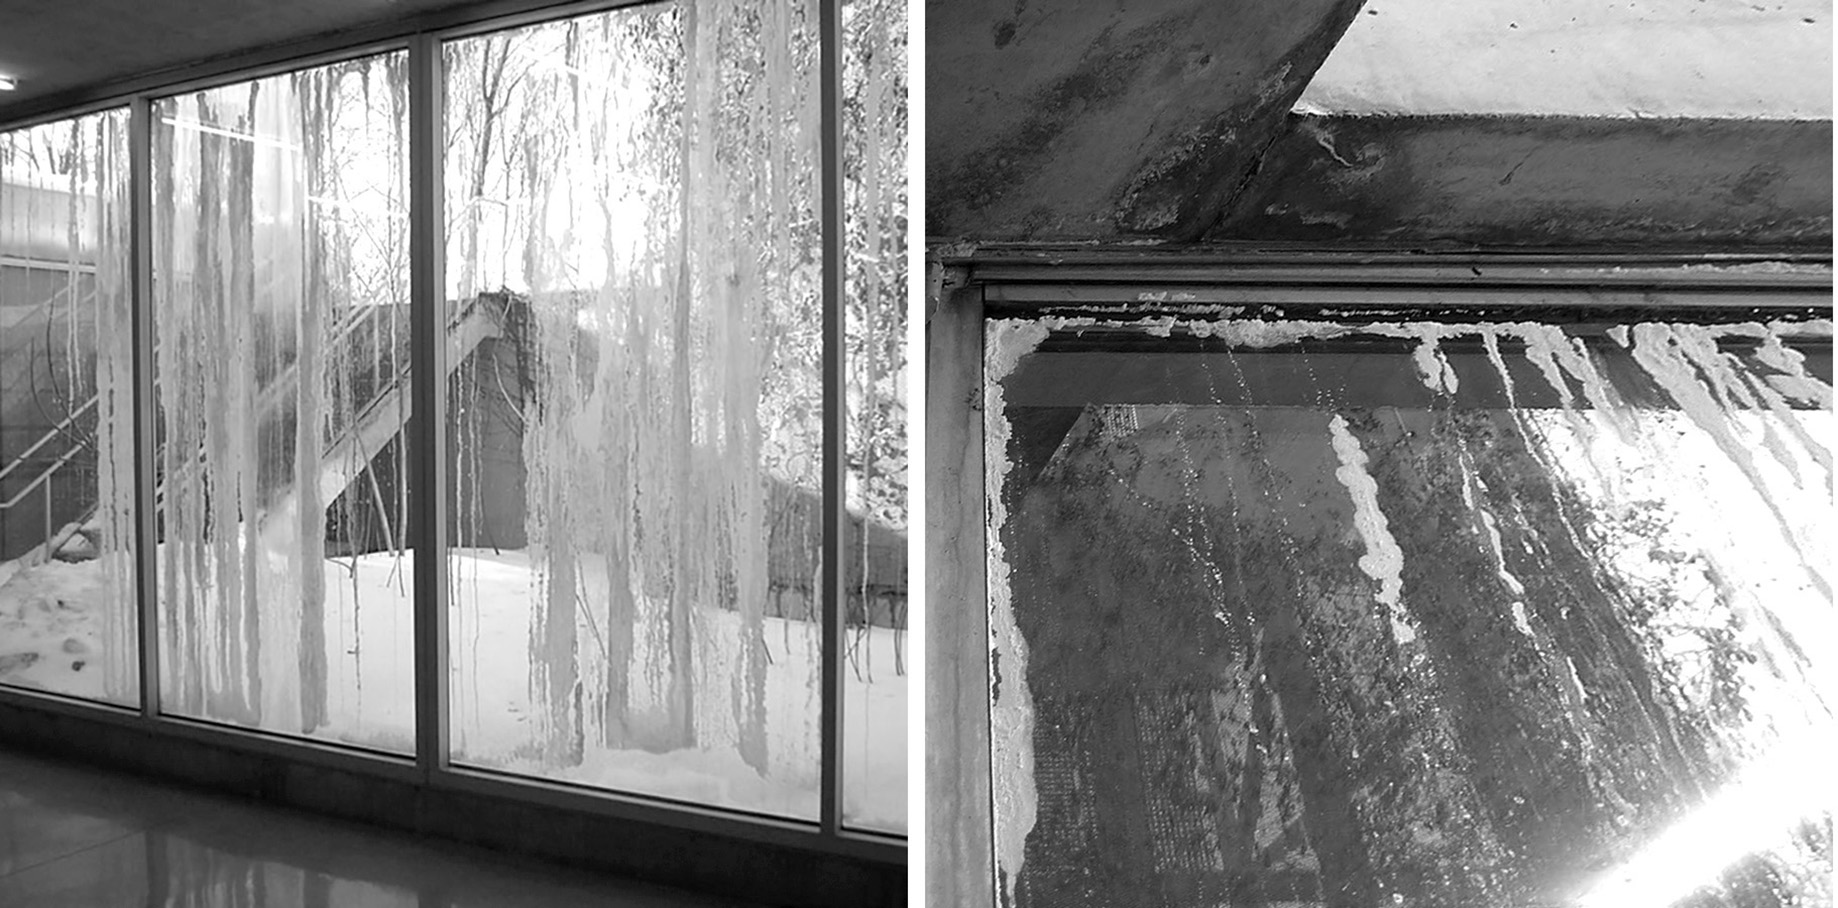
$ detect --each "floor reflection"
[0,749,751,907]
[4,831,417,908]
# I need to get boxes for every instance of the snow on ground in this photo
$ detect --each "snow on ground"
[0,559,120,704]
[0,546,907,832]
[447,547,907,829]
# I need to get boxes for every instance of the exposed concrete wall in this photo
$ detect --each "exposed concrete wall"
[926,0,1367,241]
[1297,0,1833,119]
[1208,115,1832,247]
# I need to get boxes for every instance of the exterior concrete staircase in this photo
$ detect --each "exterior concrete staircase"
[1,295,504,567]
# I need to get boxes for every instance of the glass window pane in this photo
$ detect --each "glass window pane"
[987,318,1833,908]
[843,0,908,834]
[445,0,824,820]
[152,53,413,749]
[0,109,138,706]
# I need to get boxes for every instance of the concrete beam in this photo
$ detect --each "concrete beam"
[926,0,1366,242]
[1207,115,1832,247]
[1297,0,1832,120]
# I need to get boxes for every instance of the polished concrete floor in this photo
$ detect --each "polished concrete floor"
[0,748,758,908]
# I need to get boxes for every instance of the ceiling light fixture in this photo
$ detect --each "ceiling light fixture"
[0,75,17,91]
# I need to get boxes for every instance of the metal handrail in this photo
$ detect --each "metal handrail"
[0,430,93,510]
[0,395,97,485]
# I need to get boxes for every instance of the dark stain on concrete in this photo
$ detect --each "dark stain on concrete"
[1115,2,1370,241]
[1727,162,1785,206]
[928,0,1369,241]
[1497,148,1538,185]
[934,7,1207,221]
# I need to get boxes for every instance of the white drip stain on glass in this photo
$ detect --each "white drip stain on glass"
[1412,332,1460,394]
[1629,323,1831,598]
[1326,413,1414,644]
[1461,464,1532,636]
[984,317,1053,903]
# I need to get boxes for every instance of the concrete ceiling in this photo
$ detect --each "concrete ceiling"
[0,0,500,122]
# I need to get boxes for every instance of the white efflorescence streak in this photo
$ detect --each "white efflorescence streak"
[1630,324,1826,587]
[1359,322,1458,394]
[1463,468,1532,636]
[1754,325,1836,410]
[1416,335,1459,395]
[1191,318,1356,348]
[984,318,1050,904]
[1327,414,1414,643]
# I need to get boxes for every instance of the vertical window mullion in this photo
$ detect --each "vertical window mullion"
[819,0,847,839]
[409,32,449,783]
[130,94,160,719]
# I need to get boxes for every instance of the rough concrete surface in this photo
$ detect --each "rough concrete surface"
[926,0,1366,241]
[1209,115,1832,247]
[1298,0,1833,119]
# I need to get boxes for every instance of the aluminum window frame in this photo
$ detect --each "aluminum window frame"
[0,0,902,868]
[924,250,1833,906]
